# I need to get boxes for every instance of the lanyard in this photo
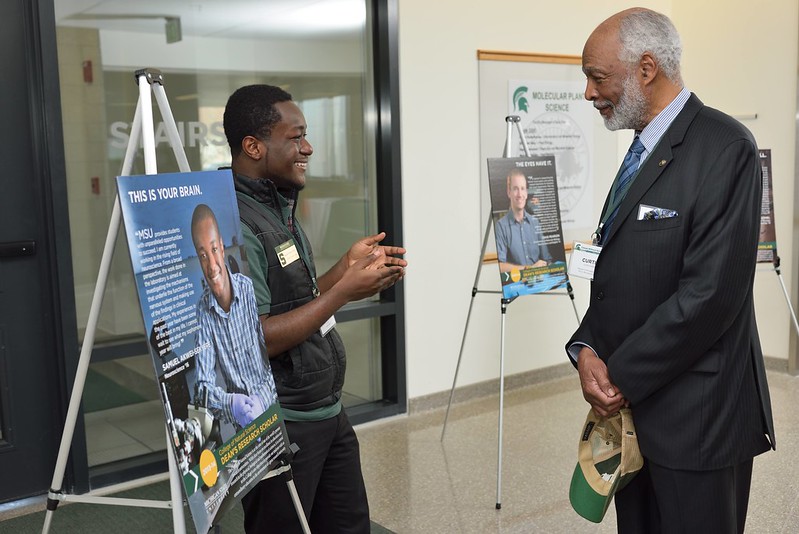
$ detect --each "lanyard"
[592,157,645,245]
[238,191,320,296]
[282,212,319,297]
[591,136,663,245]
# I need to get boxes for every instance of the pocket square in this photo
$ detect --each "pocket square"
[637,204,678,220]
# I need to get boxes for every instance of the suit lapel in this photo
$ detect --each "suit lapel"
[603,94,704,246]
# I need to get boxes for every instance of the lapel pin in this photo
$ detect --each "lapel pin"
[658,159,667,167]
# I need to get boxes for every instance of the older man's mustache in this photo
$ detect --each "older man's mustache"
[594,100,614,111]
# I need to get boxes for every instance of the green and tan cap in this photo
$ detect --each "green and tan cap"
[569,408,643,523]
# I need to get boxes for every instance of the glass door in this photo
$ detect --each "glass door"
[53,0,391,473]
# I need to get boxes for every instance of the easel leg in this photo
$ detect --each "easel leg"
[283,468,312,534]
[566,281,581,324]
[42,195,123,534]
[152,83,191,172]
[774,258,799,337]
[42,70,191,534]
[441,214,495,441]
[166,431,188,533]
[496,298,510,510]
[441,286,478,441]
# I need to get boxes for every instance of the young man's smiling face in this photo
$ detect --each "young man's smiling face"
[260,100,313,190]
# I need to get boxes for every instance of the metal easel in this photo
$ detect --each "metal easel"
[440,115,580,510]
[755,150,799,338]
[42,68,189,534]
[42,68,312,534]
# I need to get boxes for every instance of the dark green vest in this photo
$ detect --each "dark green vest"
[234,174,346,411]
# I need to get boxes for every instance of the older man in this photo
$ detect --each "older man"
[567,8,775,533]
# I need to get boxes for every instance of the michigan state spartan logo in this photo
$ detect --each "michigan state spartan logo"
[512,86,529,113]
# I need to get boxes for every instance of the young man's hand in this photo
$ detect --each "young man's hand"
[346,232,407,271]
[337,252,405,301]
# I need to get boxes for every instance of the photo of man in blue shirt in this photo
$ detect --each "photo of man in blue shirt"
[495,169,552,273]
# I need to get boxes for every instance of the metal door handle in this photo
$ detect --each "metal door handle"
[0,240,36,258]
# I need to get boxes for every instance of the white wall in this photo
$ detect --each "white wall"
[398,0,798,400]
[672,0,799,373]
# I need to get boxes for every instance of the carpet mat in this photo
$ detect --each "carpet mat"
[0,478,394,533]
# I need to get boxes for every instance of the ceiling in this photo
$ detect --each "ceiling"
[54,0,367,41]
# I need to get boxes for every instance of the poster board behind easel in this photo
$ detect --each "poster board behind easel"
[754,149,799,338]
[475,50,615,377]
[757,149,777,264]
[477,50,619,247]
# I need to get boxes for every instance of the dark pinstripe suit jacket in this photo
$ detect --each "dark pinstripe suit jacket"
[568,94,775,470]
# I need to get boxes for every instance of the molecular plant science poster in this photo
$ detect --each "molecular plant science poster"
[117,169,290,533]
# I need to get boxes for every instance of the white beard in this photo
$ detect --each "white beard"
[603,73,647,131]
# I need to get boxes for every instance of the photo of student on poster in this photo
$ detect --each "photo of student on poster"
[488,155,568,298]
[117,169,290,534]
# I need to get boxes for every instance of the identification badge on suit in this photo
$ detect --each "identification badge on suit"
[568,241,601,280]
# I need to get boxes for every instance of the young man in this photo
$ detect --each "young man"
[223,84,406,533]
[568,8,775,532]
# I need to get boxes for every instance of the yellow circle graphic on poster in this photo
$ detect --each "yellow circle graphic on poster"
[200,449,219,487]
[510,269,521,282]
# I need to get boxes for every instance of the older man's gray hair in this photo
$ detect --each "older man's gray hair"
[619,10,683,84]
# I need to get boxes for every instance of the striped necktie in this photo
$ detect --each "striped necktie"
[601,136,645,244]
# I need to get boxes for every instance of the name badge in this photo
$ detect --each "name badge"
[320,315,336,337]
[568,241,601,280]
[275,240,300,268]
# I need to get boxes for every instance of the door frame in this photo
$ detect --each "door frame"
[22,0,86,495]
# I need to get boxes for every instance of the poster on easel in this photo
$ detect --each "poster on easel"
[117,169,290,534]
[488,155,568,298]
[757,149,777,264]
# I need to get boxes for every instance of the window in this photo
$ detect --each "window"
[53,0,403,477]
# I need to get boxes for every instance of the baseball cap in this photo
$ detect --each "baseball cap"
[569,408,643,523]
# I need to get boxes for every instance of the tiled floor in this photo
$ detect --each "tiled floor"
[357,368,799,533]
[84,400,165,466]
[84,356,168,467]
[2,367,797,532]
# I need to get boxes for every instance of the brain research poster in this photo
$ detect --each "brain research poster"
[117,169,290,533]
